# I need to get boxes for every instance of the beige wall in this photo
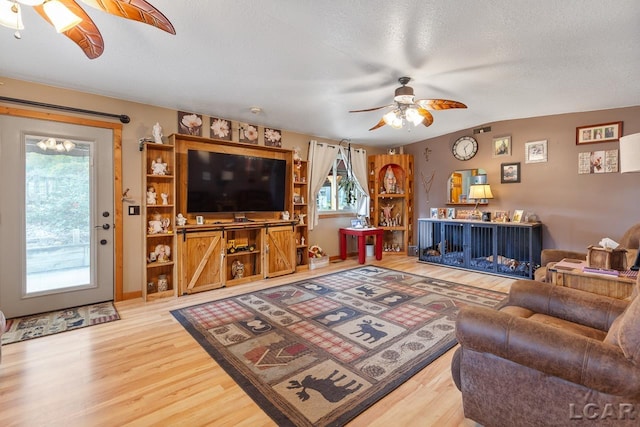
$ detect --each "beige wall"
[4,77,636,295]
[405,106,640,253]
[0,77,376,296]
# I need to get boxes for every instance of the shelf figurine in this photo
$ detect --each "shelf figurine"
[152,122,163,144]
[151,157,167,175]
[161,193,168,205]
[154,244,171,262]
[176,213,187,226]
[146,186,157,205]
[232,259,245,279]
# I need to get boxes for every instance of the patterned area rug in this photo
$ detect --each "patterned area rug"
[171,266,505,427]
[1,301,119,345]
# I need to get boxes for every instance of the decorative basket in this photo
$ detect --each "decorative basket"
[309,256,329,270]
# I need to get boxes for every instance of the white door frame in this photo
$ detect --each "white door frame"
[1,106,124,302]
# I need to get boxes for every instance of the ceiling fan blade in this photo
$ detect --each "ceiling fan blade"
[80,0,176,34]
[369,118,387,131]
[34,1,104,59]
[349,104,393,113]
[415,99,467,110]
[417,108,434,127]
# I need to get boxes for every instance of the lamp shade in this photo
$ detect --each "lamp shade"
[43,0,82,33]
[468,184,494,200]
[620,133,640,173]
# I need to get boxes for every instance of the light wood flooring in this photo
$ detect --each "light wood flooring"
[0,257,515,426]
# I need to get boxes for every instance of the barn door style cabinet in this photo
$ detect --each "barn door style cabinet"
[368,154,414,255]
[417,218,542,279]
[176,222,295,295]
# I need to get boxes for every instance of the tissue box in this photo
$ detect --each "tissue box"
[587,245,628,270]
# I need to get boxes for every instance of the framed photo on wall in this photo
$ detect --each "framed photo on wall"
[576,121,622,145]
[501,162,521,183]
[492,136,511,157]
[524,140,548,163]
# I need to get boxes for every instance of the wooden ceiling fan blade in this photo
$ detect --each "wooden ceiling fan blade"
[417,108,434,127]
[415,99,467,110]
[34,1,104,59]
[369,118,387,131]
[349,104,393,113]
[80,0,176,34]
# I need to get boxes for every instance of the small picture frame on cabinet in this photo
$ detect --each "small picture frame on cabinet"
[430,208,438,219]
[446,208,456,219]
[512,210,524,223]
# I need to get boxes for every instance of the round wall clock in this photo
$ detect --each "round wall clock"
[452,136,478,161]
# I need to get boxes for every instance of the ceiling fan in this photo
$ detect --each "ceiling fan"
[0,0,175,59]
[349,76,467,131]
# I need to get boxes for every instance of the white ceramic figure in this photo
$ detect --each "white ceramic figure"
[151,157,167,175]
[176,213,187,226]
[146,186,157,205]
[161,193,168,205]
[152,122,163,144]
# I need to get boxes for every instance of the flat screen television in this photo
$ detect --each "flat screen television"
[186,150,287,214]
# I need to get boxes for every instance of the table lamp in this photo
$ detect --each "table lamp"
[468,184,494,219]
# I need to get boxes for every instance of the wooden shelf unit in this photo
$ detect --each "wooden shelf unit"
[142,141,176,301]
[293,159,309,270]
[368,154,414,255]
[166,133,297,295]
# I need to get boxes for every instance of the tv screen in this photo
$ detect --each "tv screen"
[187,150,286,213]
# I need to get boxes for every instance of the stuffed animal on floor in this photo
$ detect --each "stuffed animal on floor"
[486,255,520,270]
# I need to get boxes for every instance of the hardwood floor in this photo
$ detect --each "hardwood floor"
[0,257,514,426]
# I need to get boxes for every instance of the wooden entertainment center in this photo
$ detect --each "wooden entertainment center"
[142,133,305,299]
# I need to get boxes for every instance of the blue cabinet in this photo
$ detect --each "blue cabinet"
[418,218,542,279]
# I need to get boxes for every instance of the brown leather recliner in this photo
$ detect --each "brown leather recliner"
[534,223,640,281]
[451,279,640,427]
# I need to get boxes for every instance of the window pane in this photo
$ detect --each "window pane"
[25,138,92,294]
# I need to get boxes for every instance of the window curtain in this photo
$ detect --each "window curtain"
[307,140,338,230]
[339,145,369,217]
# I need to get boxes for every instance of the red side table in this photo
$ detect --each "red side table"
[339,227,384,264]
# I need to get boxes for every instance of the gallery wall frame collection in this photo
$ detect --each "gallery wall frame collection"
[576,121,622,145]
[177,111,284,146]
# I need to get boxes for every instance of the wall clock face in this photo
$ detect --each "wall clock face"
[452,136,478,161]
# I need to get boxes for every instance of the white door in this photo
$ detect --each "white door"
[0,116,114,318]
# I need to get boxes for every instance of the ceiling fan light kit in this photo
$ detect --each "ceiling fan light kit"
[0,0,175,58]
[350,76,467,131]
[0,1,24,32]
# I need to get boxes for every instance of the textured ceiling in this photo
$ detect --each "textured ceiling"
[0,0,639,147]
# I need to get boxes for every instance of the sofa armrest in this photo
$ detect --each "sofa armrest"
[456,306,640,398]
[540,249,586,266]
[506,280,628,330]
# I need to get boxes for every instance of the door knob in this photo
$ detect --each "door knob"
[95,224,110,230]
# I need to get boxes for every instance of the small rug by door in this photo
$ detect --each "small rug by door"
[1,301,119,345]
[172,266,506,427]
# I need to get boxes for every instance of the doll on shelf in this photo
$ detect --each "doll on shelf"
[146,186,157,205]
[151,157,167,175]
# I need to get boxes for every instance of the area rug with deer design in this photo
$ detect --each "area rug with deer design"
[171,266,505,427]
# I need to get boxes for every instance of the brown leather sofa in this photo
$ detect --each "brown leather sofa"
[534,223,640,281]
[451,279,640,426]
